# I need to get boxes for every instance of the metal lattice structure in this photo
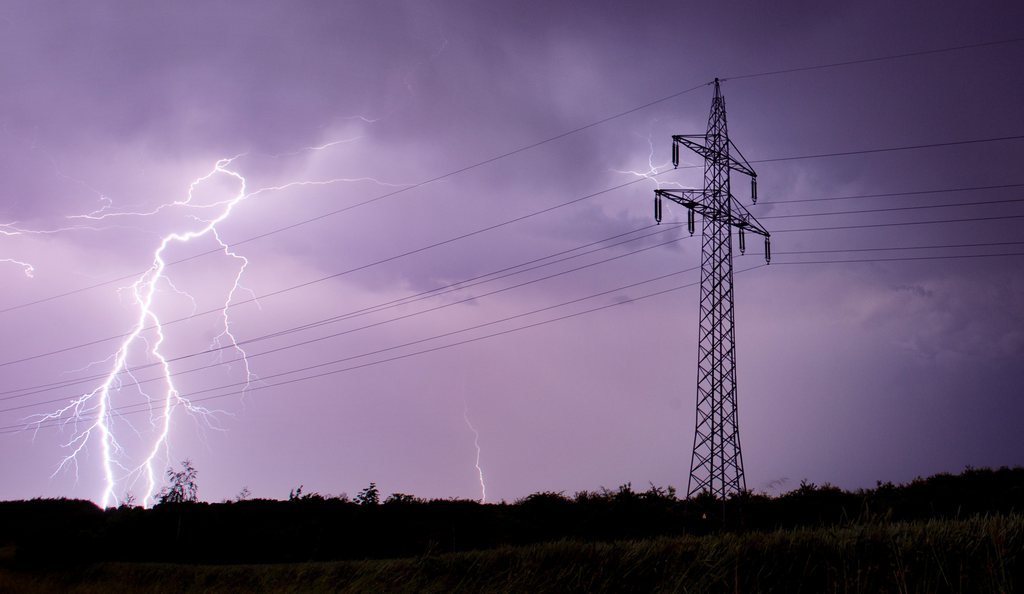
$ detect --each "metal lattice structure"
[653,78,770,498]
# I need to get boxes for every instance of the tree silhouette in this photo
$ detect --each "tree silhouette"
[355,482,379,505]
[156,459,199,504]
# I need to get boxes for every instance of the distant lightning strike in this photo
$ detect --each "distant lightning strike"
[265,135,364,159]
[613,132,688,190]
[12,140,405,508]
[462,400,487,504]
[0,258,34,277]
[0,225,36,277]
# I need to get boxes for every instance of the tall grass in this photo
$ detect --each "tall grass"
[2,514,1019,593]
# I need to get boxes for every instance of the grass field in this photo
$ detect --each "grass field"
[1,513,1019,593]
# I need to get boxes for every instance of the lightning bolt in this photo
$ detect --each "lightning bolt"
[265,135,364,158]
[0,224,36,278]
[0,257,34,277]
[31,157,248,508]
[462,399,486,504]
[612,131,689,190]
[17,136,407,508]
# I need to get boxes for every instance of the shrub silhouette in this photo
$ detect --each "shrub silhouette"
[288,485,324,501]
[156,459,198,504]
[355,482,380,505]
[1,466,1021,566]
[385,492,420,504]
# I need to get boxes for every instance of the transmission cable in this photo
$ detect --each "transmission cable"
[770,213,1024,233]
[6,234,1023,412]
[0,221,682,370]
[759,196,1024,219]
[0,232,694,408]
[4,180,1021,371]
[10,239,1024,434]
[4,34,1022,315]
[4,264,765,435]
[774,252,1024,265]
[1,128,1018,328]
[768,182,1024,204]
[0,263,715,427]
[725,37,1024,82]
[761,240,1024,256]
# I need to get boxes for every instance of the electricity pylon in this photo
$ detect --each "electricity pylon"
[653,78,770,499]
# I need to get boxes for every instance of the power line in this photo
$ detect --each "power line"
[10,245,1024,436]
[3,33,1022,315]
[7,94,719,316]
[4,264,774,436]
[746,135,1024,167]
[7,235,1023,414]
[4,132,1015,325]
[160,254,1007,405]
[0,263,718,429]
[0,223,683,371]
[0,169,672,317]
[775,252,1024,265]
[5,181,1021,371]
[759,197,1024,219]
[0,224,681,393]
[4,39,1022,415]
[725,37,1024,82]
[771,213,1024,234]
[0,232,695,408]
[765,240,1024,256]
[9,241,1024,433]
[0,181,684,364]
[768,182,1024,204]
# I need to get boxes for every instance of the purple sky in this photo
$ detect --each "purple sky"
[1,1,1022,506]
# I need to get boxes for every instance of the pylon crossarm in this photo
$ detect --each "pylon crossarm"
[654,188,707,229]
[726,139,757,179]
[672,135,756,179]
[728,195,769,237]
[655,189,769,237]
[655,188,705,210]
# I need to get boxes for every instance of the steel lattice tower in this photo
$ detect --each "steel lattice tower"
[653,78,770,498]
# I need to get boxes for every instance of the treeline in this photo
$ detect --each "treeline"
[2,466,1022,565]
